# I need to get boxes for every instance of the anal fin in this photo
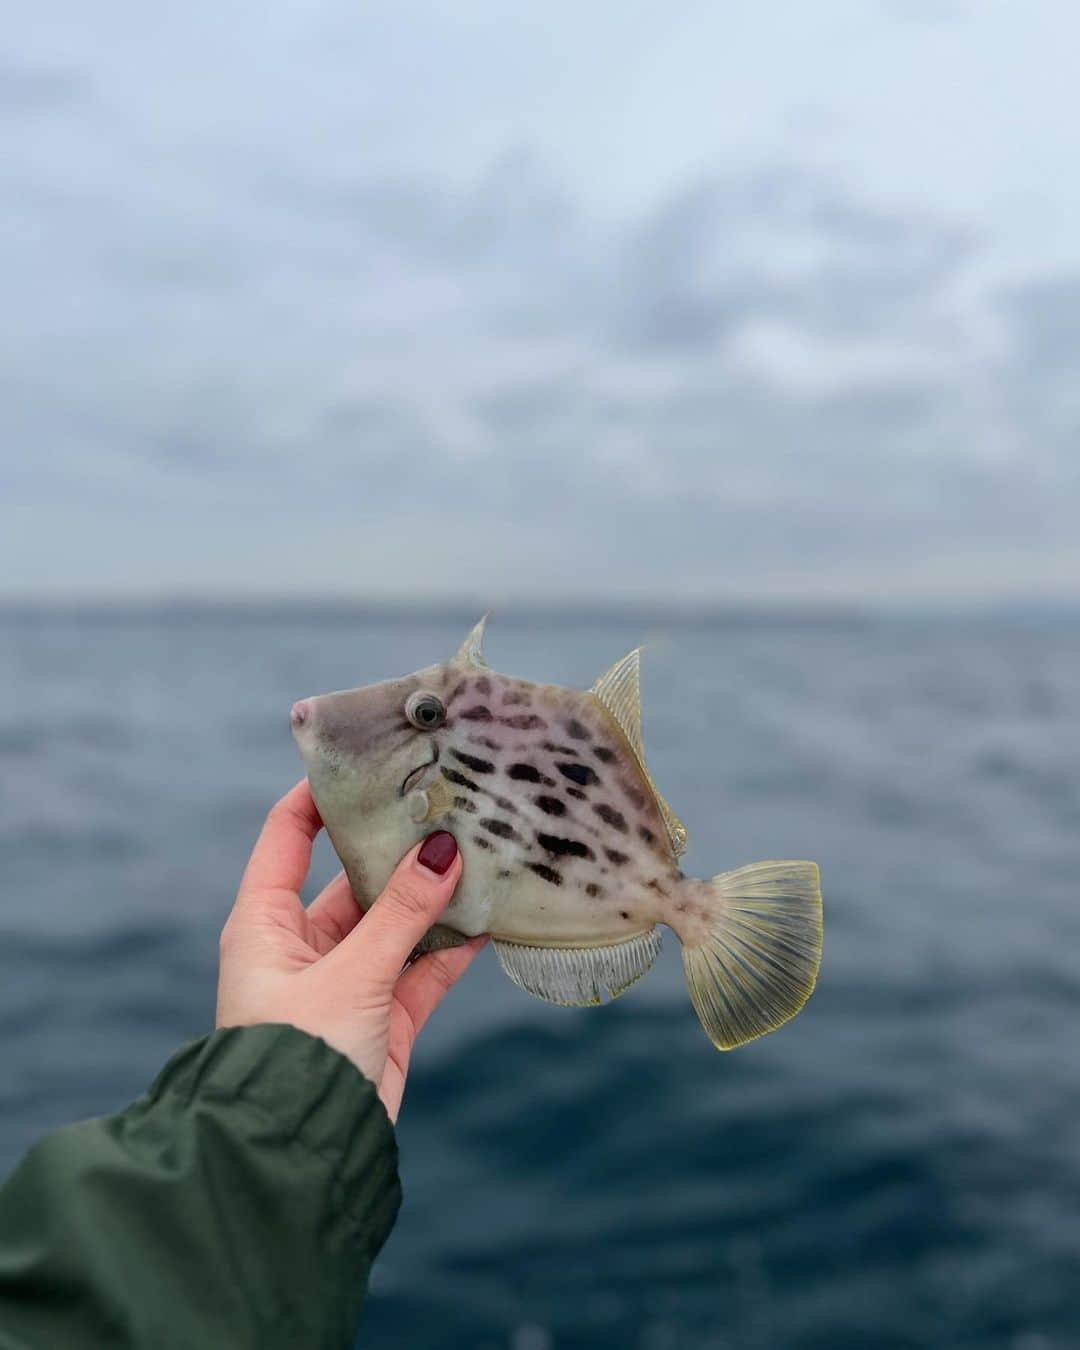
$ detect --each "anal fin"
[493,928,662,1006]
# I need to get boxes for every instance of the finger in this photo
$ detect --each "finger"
[306,870,363,946]
[328,830,462,980]
[236,779,321,909]
[394,936,487,1042]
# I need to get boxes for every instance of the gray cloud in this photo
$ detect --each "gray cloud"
[0,61,87,114]
[2,2,1078,603]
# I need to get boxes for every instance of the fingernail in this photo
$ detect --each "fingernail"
[417,830,458,876]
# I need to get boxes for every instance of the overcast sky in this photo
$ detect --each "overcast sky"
[3,1,1079,604]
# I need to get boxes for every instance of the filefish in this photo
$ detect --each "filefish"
[290,618,823,1049]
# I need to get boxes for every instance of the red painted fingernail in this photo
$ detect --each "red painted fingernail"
[417,830,458,876]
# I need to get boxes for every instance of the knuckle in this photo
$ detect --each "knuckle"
[267,797,300,830]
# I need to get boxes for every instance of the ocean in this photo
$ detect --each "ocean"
[1,606,1077,1349]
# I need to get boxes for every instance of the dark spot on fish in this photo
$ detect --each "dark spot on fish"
[453,795,478,814]
[535,795,566,816]
[470,735,500,751]
[474,676,492,695]
[543,741,578,756]
[502,689,530,706]
[481,817,520,842]
[624,785,647,810]
[620,909,629,919]
[605,848,629,867]
[503,713,547,730]
[566,787,587,800]
[565,718,591,740]
[676,900,689,913]
[494,796,518,814]
[537,833,593,860]
[646,878,669,896]
[594,803,628,832]
[443,767,479,792]
[460,705,493,722]
[594,746,616,763]
[473,834,493,850]
[527,862,562,886]
[557,762,599,787]
[508,762,542,783]
[639,825,657,846]
[451,748,495,775]
[586,883,604,898]
[497,868,513,879]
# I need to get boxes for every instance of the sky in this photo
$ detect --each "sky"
[3,0,1079,605]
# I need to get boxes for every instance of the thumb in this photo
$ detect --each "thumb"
[329,831,463,980]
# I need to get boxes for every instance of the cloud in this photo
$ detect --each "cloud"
[1,6,1077,603]
[0,61,87,115]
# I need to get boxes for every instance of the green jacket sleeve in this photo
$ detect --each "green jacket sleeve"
[0,1024,401,1350]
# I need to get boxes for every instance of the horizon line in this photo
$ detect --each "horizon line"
[0,592,1077,623]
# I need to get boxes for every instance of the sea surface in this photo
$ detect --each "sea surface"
[1,606,1078,1349]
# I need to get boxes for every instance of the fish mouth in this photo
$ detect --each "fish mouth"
[400,744,440,797]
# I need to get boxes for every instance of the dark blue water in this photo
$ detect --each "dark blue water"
[2,608,1078,1349]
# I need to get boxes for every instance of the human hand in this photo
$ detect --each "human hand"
[216,779,485,1121]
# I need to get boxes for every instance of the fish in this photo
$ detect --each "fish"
[290,617,823,1049]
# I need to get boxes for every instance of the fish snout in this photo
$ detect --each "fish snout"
[290,699,313,733]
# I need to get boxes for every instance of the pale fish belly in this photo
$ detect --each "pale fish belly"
[439,835,668,946]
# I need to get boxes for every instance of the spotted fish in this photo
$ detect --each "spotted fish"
[290,618,823,1049]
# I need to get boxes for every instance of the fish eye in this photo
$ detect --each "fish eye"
[405,691,446,731]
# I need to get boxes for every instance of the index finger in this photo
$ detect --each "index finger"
[327,834,463,980]
[238,778,322,899]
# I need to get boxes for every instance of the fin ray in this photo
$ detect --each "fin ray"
[591,648,688,856]
[493,928,662,1006]
[681,861,822,1050]
[453,615,490,668]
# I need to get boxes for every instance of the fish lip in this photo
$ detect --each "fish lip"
[400,744,440,797]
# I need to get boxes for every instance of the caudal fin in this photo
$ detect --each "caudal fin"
[681,861,822,1050]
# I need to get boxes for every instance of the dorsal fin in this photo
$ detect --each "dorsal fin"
[591,647,688,857]
[453,614,489,668]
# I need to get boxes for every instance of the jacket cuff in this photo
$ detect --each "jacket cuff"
[143,1024,401,1260]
